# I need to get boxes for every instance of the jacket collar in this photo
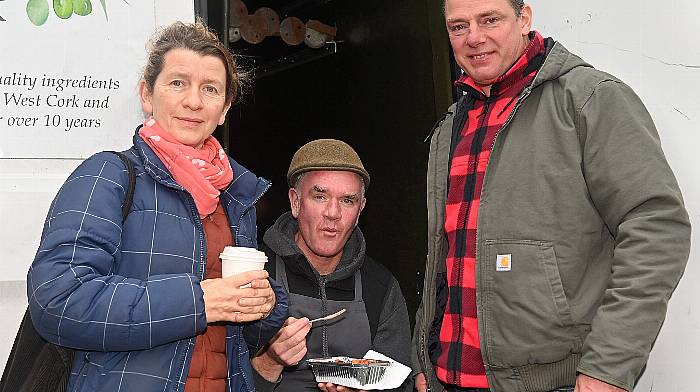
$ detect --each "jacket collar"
[529,39,592,90]
[456,31,546,98]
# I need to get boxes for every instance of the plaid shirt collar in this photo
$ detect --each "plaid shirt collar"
[455,31,545,97]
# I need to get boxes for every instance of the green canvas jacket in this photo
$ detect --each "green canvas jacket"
[411,41,691,392]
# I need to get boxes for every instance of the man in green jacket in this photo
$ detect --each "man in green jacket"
[412,1,691,392]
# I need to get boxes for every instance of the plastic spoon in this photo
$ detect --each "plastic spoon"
[309,308,346,324]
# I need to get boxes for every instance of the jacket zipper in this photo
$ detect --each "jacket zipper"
[319,276,329,357]
[449,97,492,384]
[153,180,266,391]
[420,334,432,392]
[189,194,206,279]
[235,181,272,240]
[227,179,270,392]
[136,161,197,392]
[420,113,452,392]
[423,42,550,386]
[475,86,533,375]
[487,87,532,154]
[171,192,204,392]
[136,144,272,392]
[418,84,533,388]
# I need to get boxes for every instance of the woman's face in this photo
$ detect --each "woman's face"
[139,48,231,149]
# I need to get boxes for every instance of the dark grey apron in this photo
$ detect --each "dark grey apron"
[274,256,372,391]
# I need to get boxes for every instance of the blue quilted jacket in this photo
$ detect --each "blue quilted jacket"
[27,130,288,392]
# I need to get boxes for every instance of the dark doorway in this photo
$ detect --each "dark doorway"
[201,0,452,325]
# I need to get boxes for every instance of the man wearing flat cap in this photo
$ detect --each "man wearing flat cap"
[251,139,411,392]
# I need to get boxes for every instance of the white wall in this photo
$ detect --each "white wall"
[0,0,194,373]
[529,1,699,391]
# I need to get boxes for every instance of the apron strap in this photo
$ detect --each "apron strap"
[277,255,364,313]
[277,255,363,302]
[276,255,289,291]
[353,269,362,301]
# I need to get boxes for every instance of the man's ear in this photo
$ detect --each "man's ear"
[139,80,153,115]
[519,4,533,35]
[288,188,300,218]
[355,197,366,227]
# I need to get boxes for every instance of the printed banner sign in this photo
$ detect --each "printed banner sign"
[0,0,194,281]
[0,0,186,158]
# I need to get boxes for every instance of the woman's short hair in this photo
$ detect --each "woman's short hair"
[142,20,241,106]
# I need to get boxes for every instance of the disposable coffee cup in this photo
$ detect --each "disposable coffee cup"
[220,246,268,286]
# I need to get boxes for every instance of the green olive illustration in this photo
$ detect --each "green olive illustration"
[73,0,91,16]
[53,0,73,19]
[26,0,50,26]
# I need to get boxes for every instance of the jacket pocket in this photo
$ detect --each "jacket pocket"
[67,353,89,392]
[78,351,125,389]
[482,239,581,367]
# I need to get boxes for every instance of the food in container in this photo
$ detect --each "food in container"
[308,357,390,386]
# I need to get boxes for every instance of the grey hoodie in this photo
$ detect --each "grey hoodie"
[263,211,368,283]
[258,212,412,392]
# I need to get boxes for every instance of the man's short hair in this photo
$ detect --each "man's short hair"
[508,0,525,17]
[444,0,525,17]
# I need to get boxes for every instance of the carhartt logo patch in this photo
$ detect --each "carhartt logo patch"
[496,254,512,272]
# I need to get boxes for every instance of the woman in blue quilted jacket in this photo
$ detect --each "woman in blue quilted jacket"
[27,21,288,392]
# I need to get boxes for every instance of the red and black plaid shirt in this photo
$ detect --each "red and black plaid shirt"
[434,31,546,388]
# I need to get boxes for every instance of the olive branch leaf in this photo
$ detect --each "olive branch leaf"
[25,0,132,25]
[98,0,107,20]
[97,0,130,21]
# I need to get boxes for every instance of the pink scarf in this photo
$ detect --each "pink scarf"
[139,117,233,218]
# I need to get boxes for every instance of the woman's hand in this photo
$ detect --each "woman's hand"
[201,270,275,323]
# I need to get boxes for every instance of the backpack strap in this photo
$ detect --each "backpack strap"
[107,151,135,222]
